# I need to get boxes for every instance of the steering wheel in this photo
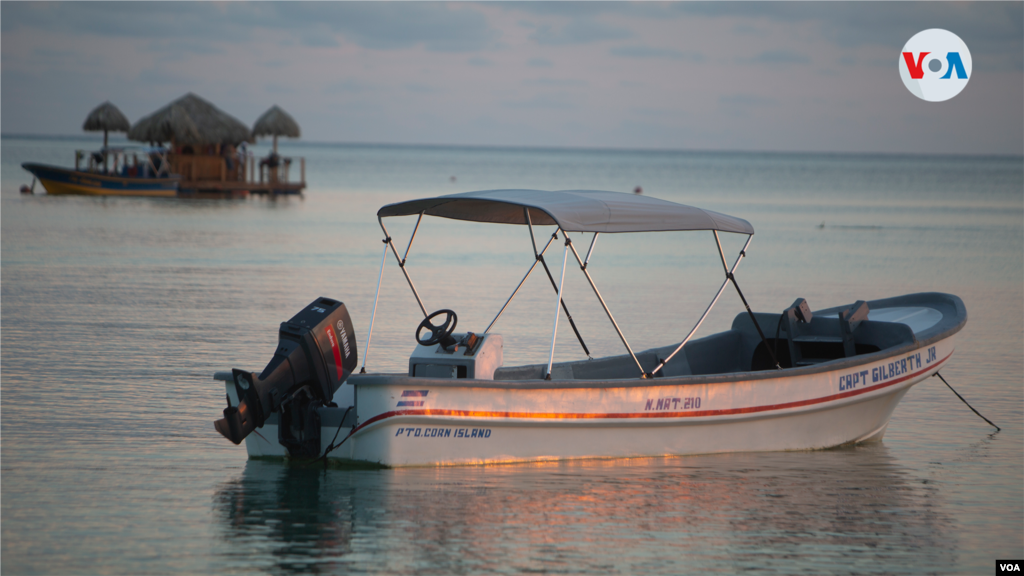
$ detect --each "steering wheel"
[416,309,458,347]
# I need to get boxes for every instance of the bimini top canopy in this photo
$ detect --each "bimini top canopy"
[377,189,754,235]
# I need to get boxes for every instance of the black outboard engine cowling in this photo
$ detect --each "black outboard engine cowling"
[215,297,357,452]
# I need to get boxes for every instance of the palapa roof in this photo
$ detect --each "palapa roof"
[378,189,755,235]
[128,92,252,146]
[252,105,301,138]
[82,101,130,133]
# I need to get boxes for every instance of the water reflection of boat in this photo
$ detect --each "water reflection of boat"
[22,146,179,197]
[211,446,956,572]
[215,461,355,567]
[213,189,967,467]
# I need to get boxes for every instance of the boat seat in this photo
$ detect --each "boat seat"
[783,299,868,366]
[791,334,843,366]
[839,300,869,355]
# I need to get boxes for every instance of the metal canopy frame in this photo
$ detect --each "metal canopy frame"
[362,207,771,379]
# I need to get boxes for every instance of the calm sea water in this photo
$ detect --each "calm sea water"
[2,135,1021,575]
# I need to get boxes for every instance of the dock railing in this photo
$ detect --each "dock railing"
[171,153,305,189]
[256,155,305,186]
[70,148,306,193]
[75,148,172,178]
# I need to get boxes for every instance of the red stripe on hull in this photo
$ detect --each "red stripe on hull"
[351,352,951,435]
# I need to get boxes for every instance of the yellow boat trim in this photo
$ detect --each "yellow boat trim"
[37,178,178,198]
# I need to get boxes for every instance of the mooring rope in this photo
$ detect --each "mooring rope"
[934,372,1000,431]
[308,405,355,469]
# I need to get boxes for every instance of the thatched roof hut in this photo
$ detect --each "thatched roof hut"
[83,101,130,148]
[252,105,301,152]
[128,93,252,147]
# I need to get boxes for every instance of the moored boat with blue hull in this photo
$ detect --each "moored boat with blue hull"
[213,190,967,467]
[22,162,180,197]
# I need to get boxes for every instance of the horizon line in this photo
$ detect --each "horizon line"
[2,132,1021,160]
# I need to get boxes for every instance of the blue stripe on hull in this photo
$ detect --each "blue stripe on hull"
[22,163,179,195]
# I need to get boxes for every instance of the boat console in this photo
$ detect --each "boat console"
[409,332,503,380]
[408,308,504,379]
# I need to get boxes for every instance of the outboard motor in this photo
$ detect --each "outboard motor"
[215,297,357,457]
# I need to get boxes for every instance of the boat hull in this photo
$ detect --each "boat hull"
[340,337,950,466]
[344,385,911,466]
[22,163,179,197]
[232,332,953,467]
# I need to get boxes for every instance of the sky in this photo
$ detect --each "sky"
[1,1,1022,155]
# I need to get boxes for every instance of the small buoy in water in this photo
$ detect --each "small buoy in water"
[633,186,642,195]
[20,184,33,194]
[818,221,825,229]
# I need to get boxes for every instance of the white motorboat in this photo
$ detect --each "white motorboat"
[214,189,966,467]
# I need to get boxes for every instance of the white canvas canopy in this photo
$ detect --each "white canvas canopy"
[377,189,754,235]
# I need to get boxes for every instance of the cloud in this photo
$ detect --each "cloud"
[530,19,633,45]
[324,79,377,95]
[293,4,497,53]
[404,83,434,94]
[500,93,576,110]
[744,50,811,66]
[610,45,704,62]
[677,2,1023,70]
[719,94,777,107]
[136,67,195,87]
[0,2,1019,155]
[0,2,498,54]
[630,107,680,118]
[297,26,339,49]
[523,78,588,88]
[1,2,251,42]
[500,3,618,18]
[264,83,297,95]
[144,40,225,57]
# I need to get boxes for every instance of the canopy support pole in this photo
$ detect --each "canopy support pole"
[378,216,428,318]
[651,234,753,376]
[546,232,570,379]
[567,234,647,378]
[526,210,591,358]
[484,221,556,334]
[582,232,599,267]
[403,212,424,263]
[714,231,779,369]
[359,241,390,373]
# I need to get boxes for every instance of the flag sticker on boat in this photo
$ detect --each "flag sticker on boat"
[398,390,429,407]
